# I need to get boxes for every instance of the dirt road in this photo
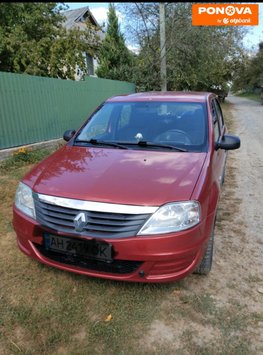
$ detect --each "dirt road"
[142,95,263,354]
[227,95,263,244]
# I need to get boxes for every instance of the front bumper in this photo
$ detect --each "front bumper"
[13,206,215,283]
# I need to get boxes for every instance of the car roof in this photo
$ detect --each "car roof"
[106,91,215,103]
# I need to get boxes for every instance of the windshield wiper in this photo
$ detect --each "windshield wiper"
[118,140,187,152]
[74,138,129,150]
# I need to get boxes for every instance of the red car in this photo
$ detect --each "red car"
[13,92,240,283]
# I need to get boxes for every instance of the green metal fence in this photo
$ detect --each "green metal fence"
[0,72,135,149]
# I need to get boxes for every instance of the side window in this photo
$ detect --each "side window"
[211,100,220,142]
[214,99,224,132]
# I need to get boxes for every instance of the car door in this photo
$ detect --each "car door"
[211,97,227,189]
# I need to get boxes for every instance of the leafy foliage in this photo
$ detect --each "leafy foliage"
[232,43,263,92]
[0,147,57,172]
[118,3,246,92]
[96,4,134,82]
[0,3,100,79]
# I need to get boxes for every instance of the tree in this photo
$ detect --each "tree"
[0,3,100,79]
[232,42,263,92]
[96,3,134,81]
[49,22,100,80]
[118,3,247,91]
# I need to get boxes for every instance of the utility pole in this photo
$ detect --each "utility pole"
[159,2,167,91]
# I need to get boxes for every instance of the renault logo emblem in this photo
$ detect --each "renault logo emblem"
[74,212,88,232]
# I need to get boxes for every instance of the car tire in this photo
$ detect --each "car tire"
[194,223,215,275]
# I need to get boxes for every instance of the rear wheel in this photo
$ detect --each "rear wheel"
[194,223,215,275]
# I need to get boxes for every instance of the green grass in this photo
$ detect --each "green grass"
[235,91,261,102]
[0,147,57,173]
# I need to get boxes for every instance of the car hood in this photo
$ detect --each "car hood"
[23,146,206,206]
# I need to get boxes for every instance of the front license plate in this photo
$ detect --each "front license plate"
[44,234,112,262]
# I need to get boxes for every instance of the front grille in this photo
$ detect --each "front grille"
[34,198,150,238]
[34,243,143,274]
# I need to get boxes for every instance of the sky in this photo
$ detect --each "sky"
[65,2,263,52]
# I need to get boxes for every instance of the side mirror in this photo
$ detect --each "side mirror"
[63,129,76,142]
[216,134,240,150]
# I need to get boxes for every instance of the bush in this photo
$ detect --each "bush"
[0,147,54,172]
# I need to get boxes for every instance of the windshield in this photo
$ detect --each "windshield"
[75,101,208,152]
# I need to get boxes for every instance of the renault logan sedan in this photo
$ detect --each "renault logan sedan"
[13,92,240,283]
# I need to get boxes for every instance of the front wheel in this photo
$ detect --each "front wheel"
[194,223,215,275]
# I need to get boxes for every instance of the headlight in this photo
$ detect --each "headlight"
[137,201,200,235]
[15,182,36,219]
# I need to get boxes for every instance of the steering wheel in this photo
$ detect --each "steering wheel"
[154,129,192,144]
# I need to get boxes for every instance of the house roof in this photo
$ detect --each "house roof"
[62,6,105,40]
